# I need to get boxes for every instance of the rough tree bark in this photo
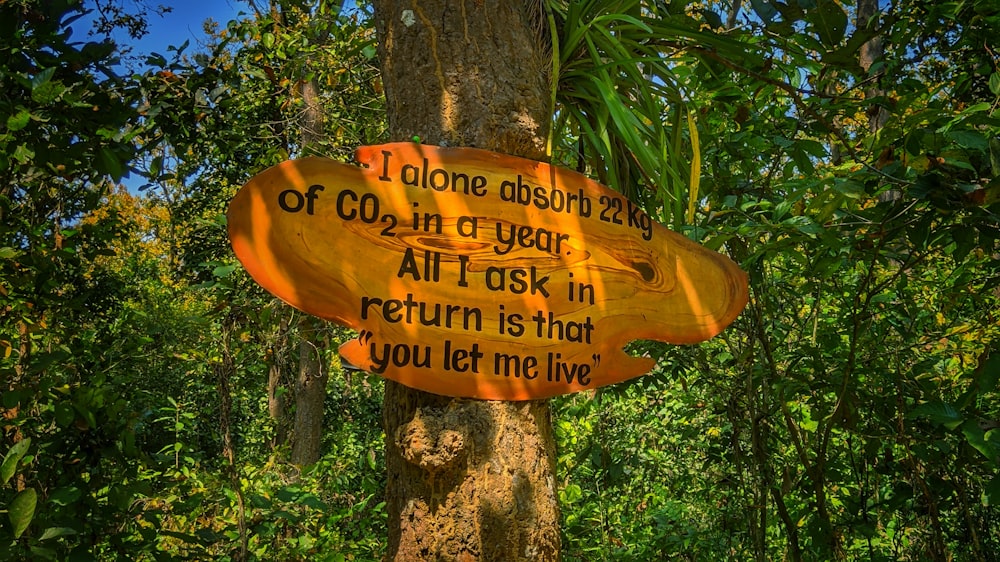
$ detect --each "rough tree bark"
[266,311,291,449]
[290,70,331,466]
[290,315,328,465]
[247,0,334,467]
[726,0,743,29]
[857,0,899,207]
[370,1,561,559]
[857,0,889,134]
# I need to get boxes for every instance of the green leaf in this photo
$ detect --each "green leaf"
[947,130,989,151]
[990,73,1000,96]
[97,147,126,181]
[833,180,864,198]
[298,493,326,510]
[80,40,115,60]
[750,0,779,23]
[30,68,56,91]
[977,352,1000,393]
[1,389,22,409]
[146,52,168,67]
[811,0,848,47]
[158,530,204,545]
[962,421,1000,464]
[13,144,35,164]
[47,486,82,507]
[985,474,1000,506]
[6,109,30,132]
[171,39,190,54]
[910,400,964,430]
[148,155,163,178]
[54,402,75,428]
[1,438,31,485]
[275,486,300,503]
[262,32,275,49]
[561,483,583,504]
[952,225,975,261]
[790,145,815,174]
[31,81,66,105]
[28,546,58,560]
[212,264,238,278]
[9,488,37,539]
[39,527,78,541]
[783,215,823,236]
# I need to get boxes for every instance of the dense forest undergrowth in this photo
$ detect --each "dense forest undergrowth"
[2,0,999,560]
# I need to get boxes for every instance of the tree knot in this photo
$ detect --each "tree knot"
[396,408,469,473]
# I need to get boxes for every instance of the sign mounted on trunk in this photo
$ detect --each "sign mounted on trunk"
[227,143,748,400]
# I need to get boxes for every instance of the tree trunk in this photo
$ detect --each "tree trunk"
[291,315,329,466]
[857,0,888,134]
[370,1,561,559]
[727,0,743,28]
[217,315,249,561]
[266,310,291,449]
[290,47,331,466]
[858,0,898,206]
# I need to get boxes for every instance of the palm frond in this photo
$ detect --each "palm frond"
[547,0,753,228]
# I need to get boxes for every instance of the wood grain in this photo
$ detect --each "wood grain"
[227,143,748,400]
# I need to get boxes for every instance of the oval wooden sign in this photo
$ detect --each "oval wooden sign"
[227,143,748,400]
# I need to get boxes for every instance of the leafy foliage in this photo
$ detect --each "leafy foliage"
[2,0,999,560]
[551,0,1000,560]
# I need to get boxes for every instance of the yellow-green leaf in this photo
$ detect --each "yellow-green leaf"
[9,488,37,539]
[6,109,30,131]
[686,110,701,225]
[1,438,31,485]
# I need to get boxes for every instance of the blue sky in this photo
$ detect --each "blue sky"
[78,0,250,65]
[73,1,251,190]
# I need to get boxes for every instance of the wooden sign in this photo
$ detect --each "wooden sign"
[227,143,748,400]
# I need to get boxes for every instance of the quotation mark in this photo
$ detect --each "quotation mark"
[359,330,374,345]
[592,353,601,367]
